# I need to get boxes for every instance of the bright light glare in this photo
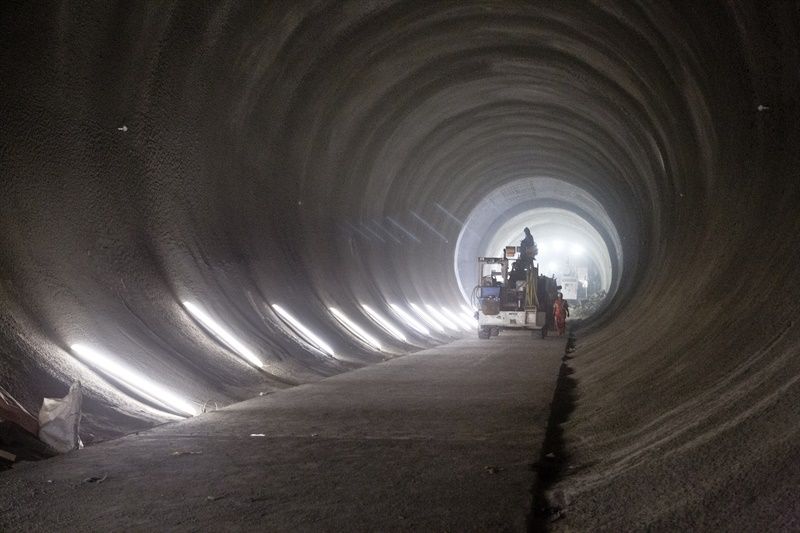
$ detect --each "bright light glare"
[425,304,459,331]
[362,305,407,342]
[409,303,445,333]
[553,240,564,251]
[548,262,558,273]
[538,242,547,254]
[571,244,584,255]
[441,307,475,331]
[330,308,382,351]
[71,344,196,416]
[272,304,335,357]
[183,302,263,368]
[389,304,430,335]
[460,304,477,324]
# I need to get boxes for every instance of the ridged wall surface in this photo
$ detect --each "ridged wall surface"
[1,1,798,528]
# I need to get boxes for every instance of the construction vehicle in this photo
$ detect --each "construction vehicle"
[471,246,559,339]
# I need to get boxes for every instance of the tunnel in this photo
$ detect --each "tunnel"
[1,0,799,530]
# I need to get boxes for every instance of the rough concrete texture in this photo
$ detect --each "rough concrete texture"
[1,0,800,530]
[0,334,564,531]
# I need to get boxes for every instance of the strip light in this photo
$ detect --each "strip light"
[461,304,478,325]
[330,308,382,351]
[409,303,445,333]
[71,344,196,416]
[441,307,475,331]
[425,304,460,332]
[362,305,407,342]
[183,302,263,368]
[272,304,335,357]
[389,304,430,335]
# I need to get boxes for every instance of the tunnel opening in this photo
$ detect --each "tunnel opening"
[455,177,621,322]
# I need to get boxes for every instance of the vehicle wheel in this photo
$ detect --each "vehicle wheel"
[478,326,491,339]
[491,326,500,337]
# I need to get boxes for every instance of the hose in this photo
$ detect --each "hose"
[470,285,481,311]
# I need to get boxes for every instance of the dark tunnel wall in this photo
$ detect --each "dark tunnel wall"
[2,0,799,527]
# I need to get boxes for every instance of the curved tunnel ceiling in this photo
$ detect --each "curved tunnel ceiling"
[2,1,800,526]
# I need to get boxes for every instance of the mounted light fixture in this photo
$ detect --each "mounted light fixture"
[409,303,445,333]
[425,304,459,332]
[362,304,407,342]
[441,307,475,331]
[182,302,263,368]
[330,308,382,351]
[272,304,335,357]
[389,304,430,336]
[71,344,196,417]
[461,304,478,325]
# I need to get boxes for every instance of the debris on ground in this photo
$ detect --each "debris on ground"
[38,382,83,454]
[0,421,60,471]
[171,451,202,456]
[570,290,607,319]
[565,335,577,356]
[0,449,16,462]
[484,466,504,474]
[82,474,108,484]
[545,489,570,522]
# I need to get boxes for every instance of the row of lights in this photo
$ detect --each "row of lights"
[537,240,584,256]
[71,300,477,418]
[534,241,586,276]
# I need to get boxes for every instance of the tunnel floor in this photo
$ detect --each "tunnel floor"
[0,332,565,531]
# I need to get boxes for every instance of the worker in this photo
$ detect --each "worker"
[519,227,536,270]
[553,292,570,336]
[508,259,526,285]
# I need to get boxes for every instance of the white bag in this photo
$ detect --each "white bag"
[38,381,83,453]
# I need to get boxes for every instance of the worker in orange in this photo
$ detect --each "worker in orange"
[553,292,570,336]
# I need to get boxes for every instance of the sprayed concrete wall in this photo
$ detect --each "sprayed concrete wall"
[1,1,798,528]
